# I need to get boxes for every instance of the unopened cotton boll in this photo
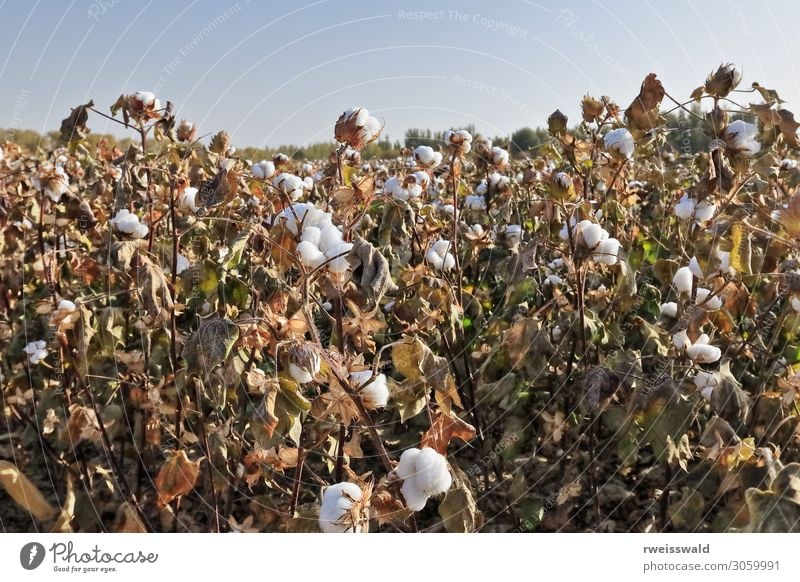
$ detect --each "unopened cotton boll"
[318,482,366,533]
[673,266,694,295]
[350,370,389,410]
[413,145,443,169]
[695,287,722,310]
[297,240,326,269]
[686,334,721,363]
[393,447,452,511]
[660,302,678,318]
[604,127,635,159]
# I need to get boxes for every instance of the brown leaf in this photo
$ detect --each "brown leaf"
[60,100,93,142]
[625,73,665,131]
[421,411,476,455]
[0,460,57,521]
[154,449,202,508]
[438,466,483,532]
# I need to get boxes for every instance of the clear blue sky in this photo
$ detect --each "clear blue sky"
[2,0,799,147]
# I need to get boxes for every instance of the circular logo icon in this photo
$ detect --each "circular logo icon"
[20,542,46,570]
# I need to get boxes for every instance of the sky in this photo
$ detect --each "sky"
[2,0,800,148]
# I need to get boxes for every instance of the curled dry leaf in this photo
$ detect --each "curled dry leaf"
[154,449,203,508]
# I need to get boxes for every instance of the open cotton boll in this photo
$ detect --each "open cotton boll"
[319,482,366,533]
[384,176,422,201]
[288,363,314,384]
[427,239,456,271]
[317,224,345,254]
[24,340,48,364]
[689,256,704,279]
[393,447,452,511]
[324,242,354,274]
[413,145,443,169]
[693,370,719,401]
[506,224,522,246]
[401,479,429,512]
[300,226,322,246]
[674,194,696,220]
[672,330,691,351]
[580,222,604,250]
[350,370,389,410]
[694,201,716,223]
[715,248,732,275]
[252,160,275,180]
[555,172,572,190]
[112,209,148,239]
[489,146,509,166]
[297,241,326,269]
[58,299,77,313]
[695,287,722,310]
[411,170,430,189]
[594,237,621,265]
[660,302,678,318]
[686,334,721,363]
[545,274,563,285]
[465,195,487,210]
[673,266,694,295]
[273,173,309,201]
[725,120,761,157]
[791,296,800,313]
[604,128,635,159]
[178,187,198,213]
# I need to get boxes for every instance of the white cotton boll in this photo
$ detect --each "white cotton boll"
[297,241,326,269]
[133,224,149,239]
[394,448,421,481]
[490,146,509,166]
[594,238,621,265]
[687,342,721,363]
[660,302,678,318]
[580,222,604,250]
[175,254,190,275]
[694,202,716,223]
[695,287,722,310]
[288,362,314,384]
[689,256,704,279]
[25,340,48,364]
[112,210,148,238]
[549,258,564,270]
[319,482,364,533]
[672,330,691,351]
[325,242,353,274]
[58,299,77,313]
[252,160,275,180]
[303,176,314,190]
[506,224,522,246]
[781,159,798,171]
[469,224,484,237]
[674,195,696,220]
[555,172,572,190]
[694,370,718,401]
[300,226,322,246]
[604,128,635,159]
[401,479,429,512]
[552,325,563,342]
[545,274,563,286]
[178,187,198,213]
[134,91,156,107]
[317,224,344,253]
[414,447,452,495]
[725,120,761,157]
[414,145,443,169]
[791,296,800,313]
[351,371,389,410]
[465,195,487,210]
[715,248,732,275]
[673,266,694,295]
[411,170,430,189]
[427,239,456,271]
[426,248,444,270]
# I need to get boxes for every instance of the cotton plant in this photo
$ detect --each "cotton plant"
[603,127,635,159]
[350,370,389,410]
[277,203,353,274]
[334,107,382,150]
[391,447,452,511]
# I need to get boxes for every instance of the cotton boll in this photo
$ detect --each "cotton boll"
[594,237,621,265]
[58,299,77,313]
[427,240,456,271]
[694,371,718,401]
[672,330,691,351]
[673,266,694,295]
[791,296,800,313]
[252,160,275,180]
[351,371,389,410]
[695,287,722,310]
[24,340,48,365]
[414,447,452,495]
[604,128,635,159]
[555,172,572,190]
[178,187,198,213]
[324,242,354,274]
[411,170,430,190]
[414,145,443,169]
[580,222,604,250]
[288,362,314,384]
[394,448,421,481]
[694,201,716,223]
[674,194,696,220]
[715,248,732,275]
[319,482,365,533]
[465,195,487,210]
[401,479,429,512]
[689,256,704,279]
[506,224,522,246]
[317,224,344,253]
[725,120,761,157]
[426,248,444,270]
[297,241,326,269]
[489,146,509,166]
[112,209,148,239]
[300,226,322,246]
[660,302,678,318]
[175,254,190,275]
[687,335,721,363]
[545,274,563,285]
[469,224,485,237]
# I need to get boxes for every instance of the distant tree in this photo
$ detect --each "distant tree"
[510,127,548,157]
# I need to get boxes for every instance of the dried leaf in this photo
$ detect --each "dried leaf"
[154,449,202,508]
